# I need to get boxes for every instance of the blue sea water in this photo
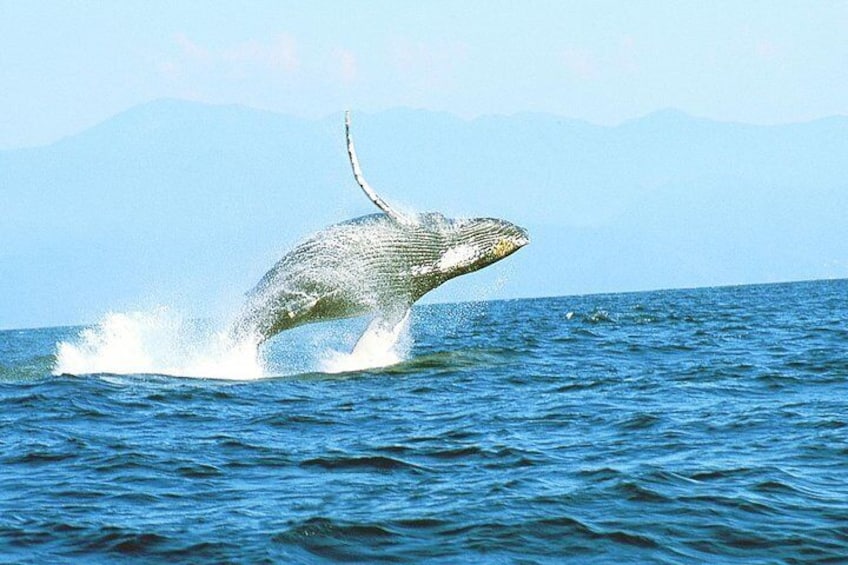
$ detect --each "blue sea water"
[1,279,847,563]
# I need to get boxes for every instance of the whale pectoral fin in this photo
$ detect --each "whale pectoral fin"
[352,307,411,352]
[345,111,414,225]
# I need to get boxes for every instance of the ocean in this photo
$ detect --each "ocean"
[1,279,846,563]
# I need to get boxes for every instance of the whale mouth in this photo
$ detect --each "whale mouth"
[508,226,530,251]
[514,228,530,248]
[492,227,529,259]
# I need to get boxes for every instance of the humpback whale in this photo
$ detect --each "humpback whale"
[232,112,529,343]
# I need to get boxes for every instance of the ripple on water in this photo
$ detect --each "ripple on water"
[1,280,848,562]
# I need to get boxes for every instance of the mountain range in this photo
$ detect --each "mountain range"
[2,99,846,329]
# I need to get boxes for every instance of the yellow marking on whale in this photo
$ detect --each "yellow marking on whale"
[493,239,513,258]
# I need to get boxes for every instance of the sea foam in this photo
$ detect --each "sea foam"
[53,307,265,380]
[53,306,411,379]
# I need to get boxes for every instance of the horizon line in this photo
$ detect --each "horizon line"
[4,276,845,333]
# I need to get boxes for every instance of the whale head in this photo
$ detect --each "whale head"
[416,213,529,279]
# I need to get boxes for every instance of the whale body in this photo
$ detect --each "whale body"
[232,113,528,343]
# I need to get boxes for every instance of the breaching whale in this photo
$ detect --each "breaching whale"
[232,112,529,344]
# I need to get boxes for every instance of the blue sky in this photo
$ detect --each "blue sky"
[2,1,847,148]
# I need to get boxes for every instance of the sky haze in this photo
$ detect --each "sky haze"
[2,2,847,329]
[2,1,848,148]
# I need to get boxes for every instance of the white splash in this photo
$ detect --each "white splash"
[319,311,411,374]
[53,307,265,380]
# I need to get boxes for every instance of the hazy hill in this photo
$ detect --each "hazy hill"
[2,100,847,329]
